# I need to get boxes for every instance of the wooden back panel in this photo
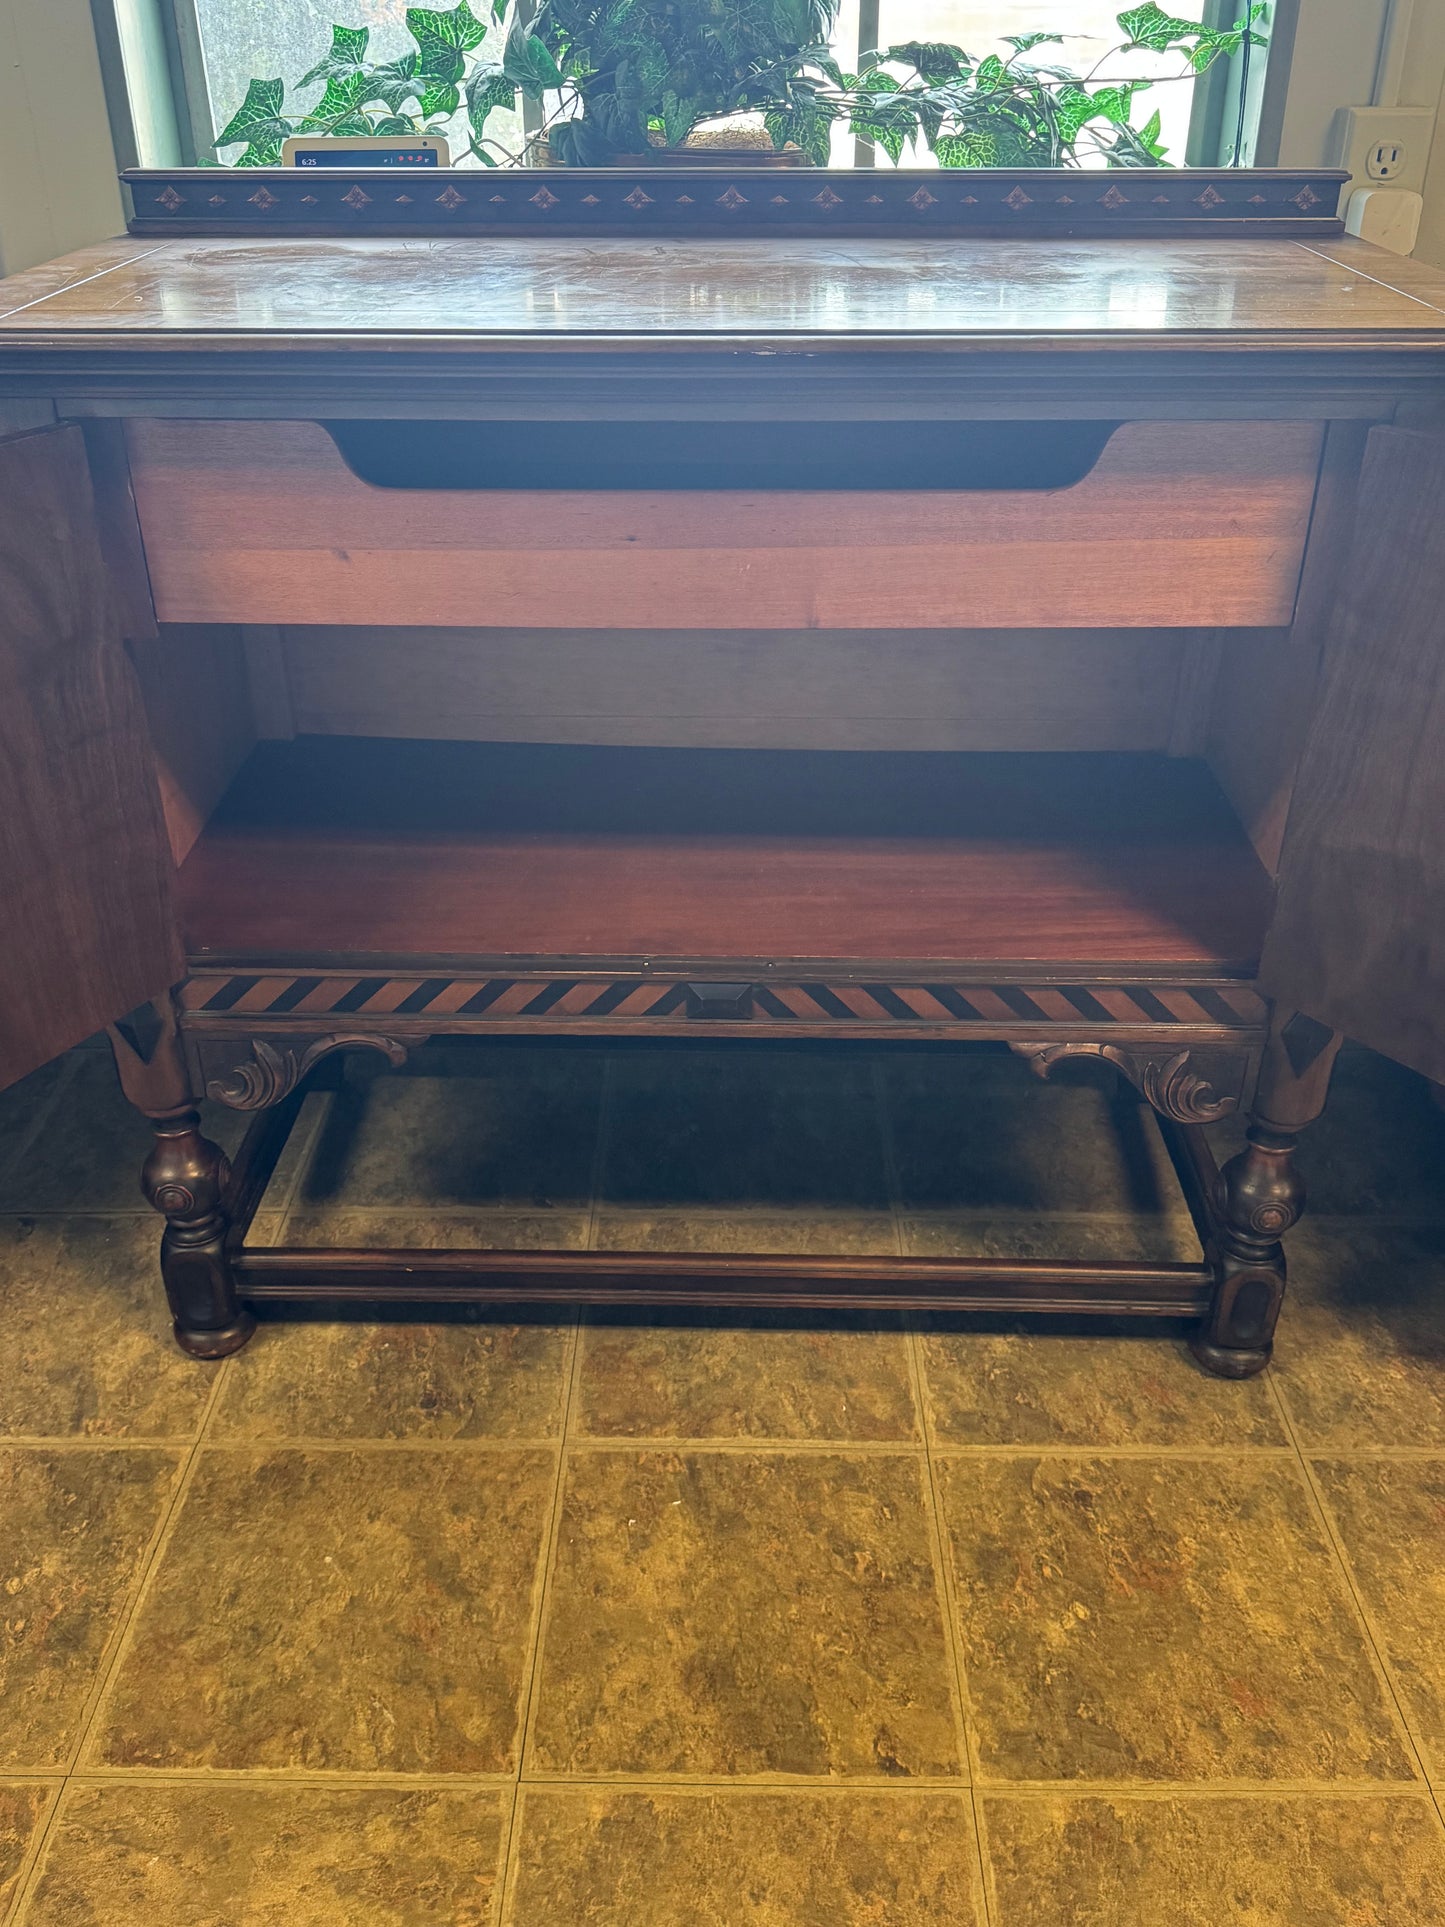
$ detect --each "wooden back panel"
[128,418,1323,631]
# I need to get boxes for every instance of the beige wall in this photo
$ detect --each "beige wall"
[0,0,122,276]
[1408,5,1445,269]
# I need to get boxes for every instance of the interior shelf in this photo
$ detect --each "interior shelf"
[175,741,1272,970]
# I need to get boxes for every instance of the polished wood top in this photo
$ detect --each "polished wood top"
[2,234,1445,353]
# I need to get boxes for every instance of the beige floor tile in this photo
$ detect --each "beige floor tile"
[575,1315,918,1442]
[1313,1458,1445,1779]
[0,1053,246,1214]
[281,1208,590,1251]
[294,1046,603,1212]
[0,1220,215,1440]
[25,1782,508,1927]
[0,1448,181,1769]
[210,1320,572,1442]
[1271,1223,1445,1449]
[592,1208,896,1256]
[528,1448,959,1779]
[984,1792,1445,1927]
[600,1050,890,1212]
[89,1446,555,1773]
[901,1211,1197,1263]
[506,1787,984,1926]
[882,1053,1186,1216]
[937,1456,1413,1783]
[0,1781,55,1920]
[919,1327,1285,1448]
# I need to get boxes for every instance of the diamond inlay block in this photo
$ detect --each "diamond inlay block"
[581,194,601,206]
[813,187,843,210]
[716,187,748,210]
[1004,186,1032,210]
[341,186,372,210]
[247,188,278,211]
[156,188,185,212]
[436,186,465,210]
[1099,186,1128,210]
[1291,184,1322,211]
[1196,185,1225,210]
[625,187,655,209]
[907,187,937,211]
[530,187,559,210]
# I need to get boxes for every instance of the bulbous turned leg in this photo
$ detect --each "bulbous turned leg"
[108,993,254,1359]
[1191,1011,1343,1380]
[143,1109,253,1358]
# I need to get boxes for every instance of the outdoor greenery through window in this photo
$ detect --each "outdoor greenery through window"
[186,0,1269,168]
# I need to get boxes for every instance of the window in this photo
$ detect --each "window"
[104,0,1281,171]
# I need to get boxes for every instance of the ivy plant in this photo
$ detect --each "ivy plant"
[215,0,1267,170]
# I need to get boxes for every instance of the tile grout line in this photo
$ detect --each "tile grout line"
[497,1310,583,1923]
[0,1784,62,1927]
[7,1359,235,1927]
[583,1056,614,1256]
[905,1329,997,1927]
[0,1055,82,1211]
[1263,1368,1445,1828]
[868,1058,908,1263]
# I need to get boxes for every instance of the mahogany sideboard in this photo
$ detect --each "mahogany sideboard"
[1,196,1443,1375]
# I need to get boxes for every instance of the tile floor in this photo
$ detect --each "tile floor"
[0,1037,1442,1923]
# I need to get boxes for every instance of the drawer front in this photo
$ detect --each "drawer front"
[128,418,1322,631]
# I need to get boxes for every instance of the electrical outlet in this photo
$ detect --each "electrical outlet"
[1330,106,1437,195]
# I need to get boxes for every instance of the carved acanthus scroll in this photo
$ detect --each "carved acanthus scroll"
[205,1034,409,1109]
[1010,1043,1241,1124]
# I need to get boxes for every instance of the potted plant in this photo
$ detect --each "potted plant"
[214,1,1264,171]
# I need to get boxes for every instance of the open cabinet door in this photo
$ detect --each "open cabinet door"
[0,425,182,1091]
[1260,423,1445,1084]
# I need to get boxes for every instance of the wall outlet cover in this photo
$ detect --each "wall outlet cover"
[1329,106,1437,196]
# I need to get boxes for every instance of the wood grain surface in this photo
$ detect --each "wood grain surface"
[0,427,180,1088]
[127,418,1321,630]
[1262,424,1445,1083]
[175,740,1272,968]
[4,236,1445,346]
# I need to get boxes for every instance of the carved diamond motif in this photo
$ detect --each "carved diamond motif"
[717,186,748,210]
[207,195,226,208]
[907,187,936,211]
[342,185,372,210]
[395,194,413,205]
[1055,195,1074,206]
[1291,184,1321,211]
[1195,185,1225,210]
[436,186,466,210]
[300,195,319,205]
[1004,186,1032,210]
[1248,193,1267,205]
[865,194,884,205]
[530,186,559,209]
[770,195,789,206]
[1152,194,1170,204]
[676,195,694,205]
[1099,185,1128,210]
[248,188,278,211]
[581,194,601,205]
[625,186,655,208]
[813,187,843,210]
[156,187,185,212]
[490,194,506,203]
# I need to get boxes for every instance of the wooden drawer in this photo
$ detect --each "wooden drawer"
[127,418,1322,631]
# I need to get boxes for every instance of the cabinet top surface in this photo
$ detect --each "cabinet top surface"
[4,232,1445,353]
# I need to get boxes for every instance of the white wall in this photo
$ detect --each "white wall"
[0,0,123,275]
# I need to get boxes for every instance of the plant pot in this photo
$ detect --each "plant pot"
[528,136,811,168]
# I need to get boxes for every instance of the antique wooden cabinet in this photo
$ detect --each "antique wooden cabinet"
[1,170,1442,1375]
